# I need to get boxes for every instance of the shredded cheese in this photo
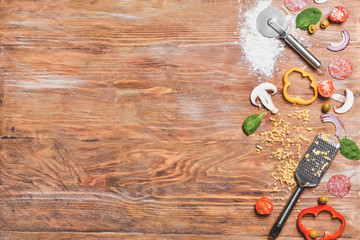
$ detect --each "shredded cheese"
[254,105,313,201]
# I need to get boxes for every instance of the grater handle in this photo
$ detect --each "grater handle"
[269,186,304,239]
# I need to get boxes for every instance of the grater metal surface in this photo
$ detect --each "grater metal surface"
[295,133,340,187]
[270,133,340,239]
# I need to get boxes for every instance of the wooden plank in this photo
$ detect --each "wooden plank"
[1,232,313,240]
[1,139,359,238]
[1,0,359,239]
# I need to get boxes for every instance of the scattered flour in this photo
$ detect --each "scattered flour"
[239,0,285,79]
[237,0,312,79]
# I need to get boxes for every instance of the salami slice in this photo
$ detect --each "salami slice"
[285,0,307,11]
[329,56,353,80]
[328,174,351,197]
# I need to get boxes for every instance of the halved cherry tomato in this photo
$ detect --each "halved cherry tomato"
[318,80,335,98]
[255,197,273,215]
[329,6,349,23]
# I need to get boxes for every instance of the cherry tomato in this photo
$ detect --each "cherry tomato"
[318,80,335,98]
[255,197,273,215]
[329,6,349,23]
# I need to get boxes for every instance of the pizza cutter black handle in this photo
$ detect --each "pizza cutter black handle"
[284,35,326,74]
[269,186,304,239]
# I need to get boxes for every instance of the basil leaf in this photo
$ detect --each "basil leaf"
[296,8,322,30]
[242,112,264,136]
[339,138,360,161]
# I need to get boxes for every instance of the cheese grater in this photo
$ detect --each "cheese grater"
[270,133,340,239]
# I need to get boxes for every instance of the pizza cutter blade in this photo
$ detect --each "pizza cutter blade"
[256,7,326,74]
[257,7,287,38]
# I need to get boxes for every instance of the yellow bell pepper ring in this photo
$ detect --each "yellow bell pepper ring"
[283,68,318,105]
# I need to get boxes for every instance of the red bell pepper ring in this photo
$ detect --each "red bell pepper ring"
[297,205,345,240]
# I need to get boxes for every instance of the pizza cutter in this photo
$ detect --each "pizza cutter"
[257,7,326,74]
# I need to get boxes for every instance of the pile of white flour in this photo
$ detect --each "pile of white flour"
[239,0,285,78]
[237,0,310,79]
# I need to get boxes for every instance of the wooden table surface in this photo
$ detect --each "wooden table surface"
[1,0,359,239]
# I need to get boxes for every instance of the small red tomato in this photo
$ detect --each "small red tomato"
[255,197,273,215]
[318,80,335,98]
[329,6,349,23]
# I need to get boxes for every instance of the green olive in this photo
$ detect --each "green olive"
[310,230,318,239]
[308,24,316,34]
[320,19,329,29]
[318,195,328,205]
[322,103,331,113]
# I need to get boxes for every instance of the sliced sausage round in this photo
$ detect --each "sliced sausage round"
[329,57,353,80]
[328,174,351,197]
[285,0,307,11]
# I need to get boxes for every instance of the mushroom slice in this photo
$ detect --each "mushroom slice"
[334,89,354,114]
[314,0,328,4]
[250,83,278,114]
[330,94,346,103]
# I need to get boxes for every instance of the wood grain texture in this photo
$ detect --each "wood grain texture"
[0,0,359,239]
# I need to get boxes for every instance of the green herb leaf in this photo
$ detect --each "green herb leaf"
[339,138,360,160]
[242,112,265,136]
[296,8,322,30]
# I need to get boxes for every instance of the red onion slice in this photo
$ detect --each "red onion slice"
[327,30,350,52]
[321,118,342,138]
[321,113,347,138]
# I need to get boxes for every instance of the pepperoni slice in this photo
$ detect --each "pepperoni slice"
[329,56,353,80]
[328,174,351,197]
[285,0,307,11]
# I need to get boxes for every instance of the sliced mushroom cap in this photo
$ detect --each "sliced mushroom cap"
[259,93,279,114]
[250,83,277,107]
[250,83,278,114]
[330,94,346,104]
[334,89,354,114]
[314,0,328,3]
